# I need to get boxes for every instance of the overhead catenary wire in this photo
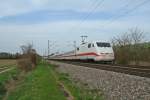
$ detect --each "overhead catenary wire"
[67,0,150,44]
[79,0,105,24]
[82,0,133,34]
[68,0,136,34]
[68,0,105,33]
[103,0,150,27]
[64,0,104,50]
[83,0,150,34]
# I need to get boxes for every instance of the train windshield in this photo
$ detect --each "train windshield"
[96,42,111,47]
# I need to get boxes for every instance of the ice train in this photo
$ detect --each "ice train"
[51,41,115,62]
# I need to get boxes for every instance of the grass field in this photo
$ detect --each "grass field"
[6,62,66,100]
[0,68,19,100]
[0,59,16,67]
[1,61,103,100]
[0,59,18,99]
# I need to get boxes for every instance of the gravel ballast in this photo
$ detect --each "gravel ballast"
[49,61,150,100]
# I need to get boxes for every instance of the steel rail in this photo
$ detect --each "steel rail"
[56,60,150,78]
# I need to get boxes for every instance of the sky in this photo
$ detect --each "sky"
[0,0,150,55]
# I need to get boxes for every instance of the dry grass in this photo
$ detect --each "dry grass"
[16,53,37,72]
[130,61,150,66]
[17,58,33,72]
[0,59,17,67]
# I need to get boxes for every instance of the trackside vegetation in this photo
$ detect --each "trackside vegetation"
[6,62,66,100]
[57,73,104,100]
[0,67,19,100]
[50,64,104,100]
[1,61,104,100]
[112,28,150,65]
[0,42,103,100]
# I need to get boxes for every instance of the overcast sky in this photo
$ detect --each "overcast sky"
[0,0,150,55]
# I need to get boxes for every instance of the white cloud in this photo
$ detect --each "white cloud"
[0,17,149,38]
[0,1,32,16]
[0,0,150,54]
[0,19,150,54]
[1,0,149,17]
[1,18,149,54]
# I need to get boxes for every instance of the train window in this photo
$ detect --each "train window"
[92,44,94,47]
[88,44,91,48]
[96,42,111,47]
[77,48,79,51]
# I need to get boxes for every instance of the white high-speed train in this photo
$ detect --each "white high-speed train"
[51,41,115,62]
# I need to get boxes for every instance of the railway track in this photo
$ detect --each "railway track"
[56,60,150,78]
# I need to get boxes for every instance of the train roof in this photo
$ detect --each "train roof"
[81,41,110,45]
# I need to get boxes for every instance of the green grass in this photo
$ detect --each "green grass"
[3,61,104,100]
[0,67,18,83]
[57,72,104,100]
[0,67,19,99]
[6,62,66,100]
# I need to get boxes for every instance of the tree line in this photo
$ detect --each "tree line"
[112,28,150,65]
[0,52,20,59]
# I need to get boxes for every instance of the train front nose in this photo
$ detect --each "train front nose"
[95,53,115,61]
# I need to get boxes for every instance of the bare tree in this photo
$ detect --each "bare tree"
[129,28,144,64]
[113,33,132,46]
[20,43,33,54]
[18,43,37,72]
[111,28,145,65]
[129,27,144,44]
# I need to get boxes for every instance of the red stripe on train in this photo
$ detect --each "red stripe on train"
[61,52,100,57]
[77,52,99,56]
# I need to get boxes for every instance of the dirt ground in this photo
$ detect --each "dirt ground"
[129,61,150,66]
[0,59,17,67]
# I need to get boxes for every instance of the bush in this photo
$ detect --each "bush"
[111,28,149,65]
[114,47,130,65]
[17,58,33,72]
[17,53,39,72]
[0,82,7,98]
[17,44,39,72]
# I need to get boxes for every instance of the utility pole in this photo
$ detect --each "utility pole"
[81,35,88,44]
[48,40,50,59]
[73,41,77,56]
[31,41,34,47]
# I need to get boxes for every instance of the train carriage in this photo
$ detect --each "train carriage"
[51,41,115,62]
